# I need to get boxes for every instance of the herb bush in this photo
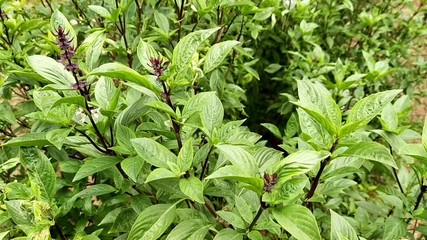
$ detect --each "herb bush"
[0,0,427,239]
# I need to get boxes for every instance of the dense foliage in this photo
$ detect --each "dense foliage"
[1,0,427,239]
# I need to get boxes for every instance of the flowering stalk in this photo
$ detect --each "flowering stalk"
[56,26,87,93]
[149,57,183,150]
[55,26,111,152]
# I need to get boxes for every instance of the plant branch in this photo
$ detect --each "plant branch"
[413,184,426,213]
[304,141,338,210]
[82,105,111,150]
[44,0,53,12]
[203,197,230,228]
[175,0,186,40]
[221,11,240,40]
[71,0,92,28]
[135,0,143,34]
[0,128,15,138]
[160,81,183,150]
[407,180,427,224]
[74,127,108,153]
[249,200,267,231]
[0,10,12,45]
[393,168,405,195]
[17,119,30,129]
[64,48,111,150]
[115,0,133,67]
[389,145,405,195]
[199,146,213,180]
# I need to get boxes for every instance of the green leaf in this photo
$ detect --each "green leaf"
[172,28,220,68]
[383,216,407,240]
[379,103,398,132]
[109,208,138,233]
[217,144,258,175]
[33,89,62,113]
[213,229,243,240]
[145,168,178,183]
[273,205,321,240]
[340,90,402,137]
[74,184,116,199]
[330,210,358,240]
[294,80,341,135]
[217,211,246,229]
[82,30,106,70]
[274,150,330,181]
[297,109,334,149]
[0,231,9,240]
[5,200,31,225]
[73,157,122,182]
[89,63,161,94]
[19,147,56,200]
[205,166,264,193]
[262,178,306,205]
[247,230,263,240]
[187,225,211,240]
[177,139,194,173]
[179,176,205,203]
[146,100,177,118]
[294,102,337,137]
[204,40,240,73]
[254,7,274,20]
[28,55,75,86]
[131,138,177,168]
[52,96,86,108]
[242,64,260,80]
[4,133,49,147]
[201,93,224,133]
[265,64,282,74]
[128,203,178,240]
[235,196,253,224]
[114,99,150,128]
[166,219,208,240]
[261,123,282,138]
[341,142,397,168]
[95,77,118,110]
[88,5,111,19]
[137,40,160,73]
[182,92,215,118]
[285,113,299,137]
[46,128,71,150]
[154,11,169,32]
[121,157,145,182]
[0,103,16,125]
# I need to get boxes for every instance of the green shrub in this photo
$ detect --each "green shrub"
[0,0,427,239]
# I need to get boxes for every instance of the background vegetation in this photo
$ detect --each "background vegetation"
[1,0,427,239]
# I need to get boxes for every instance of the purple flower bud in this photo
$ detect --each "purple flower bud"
[71,80,87,90]
[149,57,167,78]
[263,172,278,193]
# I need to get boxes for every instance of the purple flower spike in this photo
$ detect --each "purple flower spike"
[55,26,78,72]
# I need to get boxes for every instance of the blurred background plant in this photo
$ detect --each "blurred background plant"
[1,0,427,239]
